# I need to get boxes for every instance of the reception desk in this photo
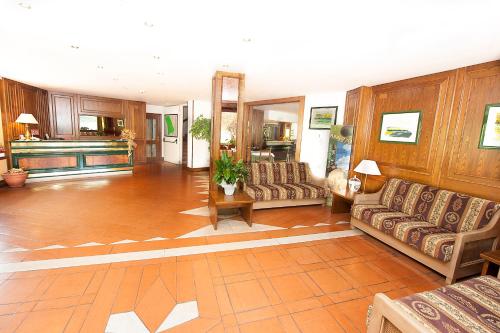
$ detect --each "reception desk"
[10,140,133,181]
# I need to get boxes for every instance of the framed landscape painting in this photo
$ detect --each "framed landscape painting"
[479,103,500,149]
[379,111,422,144]
[309,106,338,129]
[164,114,178,137]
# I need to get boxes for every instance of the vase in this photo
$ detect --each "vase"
[348,176,361,192]
[220,181,236,196]
[2,172,28,188]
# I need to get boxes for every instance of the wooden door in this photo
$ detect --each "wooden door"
[124,101,146,164]
[145,113,162,162]
[49,92,78,139]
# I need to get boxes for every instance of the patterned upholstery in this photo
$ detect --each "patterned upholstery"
[352,177,499,262]
[244,162,325,202]
[246,162,310,186]
[394,276,500,332]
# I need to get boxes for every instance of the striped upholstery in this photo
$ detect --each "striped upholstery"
[394,276,500,332]
[244,162,324,202]
[352,177,499,262]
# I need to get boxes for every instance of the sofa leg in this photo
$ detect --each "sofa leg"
[445,276,456,285]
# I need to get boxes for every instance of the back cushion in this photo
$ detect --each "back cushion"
[380,178,426,214]
[245,162,310,185]
[427,191,499,233]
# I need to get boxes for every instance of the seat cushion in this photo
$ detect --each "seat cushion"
[395,276,500,333]
[244,182,325,201]
[392,222,456,262]
[351,204,424,232]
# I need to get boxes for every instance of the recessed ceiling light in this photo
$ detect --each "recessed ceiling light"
[153,55,160,60]
[139,90,145,94]
[156,72,164,75]
[17,2,31,9]
[70,45,80,49]
[97,65,104,70]
[242,37,252,43]
[112,77,119,81]
[144,21,154,28]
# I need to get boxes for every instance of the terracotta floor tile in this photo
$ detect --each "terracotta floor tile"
[215,285,234,315]
[176,260,196,302]
[163,317,221,333]
[239,317,285,333]
[329,289,366,304]
[278,314,301,333]
[41,271,94,300]
[63,304,90,333]
[193,259,221,319]
[254,251,289,270]
[285,297,322,314]
[297,272,323,296]
[0,312,29,332]
[0,302,35,316]
[226,280,270,313]
[0,277,44,304]
[329,297,372,332]
[135,264,160,305]
[311,243,354,261]
[111,265,143,313]
[337,262,387,287]
[235,306,277,325]
[307,268,353,294]
[270,274,315,303]
[159,261,177,301]
[292,308,343,333]
[257,278,281,305]
[135,278,175,332]
[34,296,81,311]
[367,258,417,280]
[217,255,253,276]
[224,272,257,285]
[286,247,323,265]
[16,307,74,333]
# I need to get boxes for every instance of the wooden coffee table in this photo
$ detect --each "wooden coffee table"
[331,186,358,213]
[208,190,254,230]
[480,249,500,276]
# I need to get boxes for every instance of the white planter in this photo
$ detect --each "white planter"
[220,181,236,196]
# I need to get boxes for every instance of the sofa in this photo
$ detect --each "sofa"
[367,275,500,333]
[243,162,327,209]
[351,178,500,284]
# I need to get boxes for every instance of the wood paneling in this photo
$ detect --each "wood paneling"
[49,92,77,139]
[0,78,50,167]
[85,154,129,166]
[346,60,500,201]
[78,95,123,116]
[439,61,500,199]
[18,156,77,170]
[124,100,146,164]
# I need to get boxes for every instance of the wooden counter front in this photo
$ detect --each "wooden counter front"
[10,140,133,180]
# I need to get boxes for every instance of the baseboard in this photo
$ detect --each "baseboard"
[183,166,209,172]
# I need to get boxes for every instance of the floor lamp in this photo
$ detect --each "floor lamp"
[354,160,381,193]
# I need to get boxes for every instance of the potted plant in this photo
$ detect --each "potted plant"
[2,168,28,188]
[190,115,211,146]
[213,152,248,195]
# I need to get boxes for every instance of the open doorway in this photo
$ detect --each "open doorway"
[243,97,305,163]
[145,113,162,162]
[182,105,188,166]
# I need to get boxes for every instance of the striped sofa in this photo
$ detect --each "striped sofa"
[243,162,327,209]
[367,275,500,333]
[351,178,500,284]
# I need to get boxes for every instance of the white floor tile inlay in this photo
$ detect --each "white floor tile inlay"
[179,206,210,217]
[105,311,148,333]
[76,242,105,247]
[110,239,138,245]
[156,301,199,332]
[177,219,285,238]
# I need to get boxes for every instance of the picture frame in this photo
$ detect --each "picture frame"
[478,103,500,149]
[117,119,124,127]
[164,114,178,137]
[309,106,338,130]
[379,110,422,144]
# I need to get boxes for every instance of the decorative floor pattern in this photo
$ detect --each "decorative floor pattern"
[176,220,286,238]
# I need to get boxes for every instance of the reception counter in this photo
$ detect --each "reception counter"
[10,140,133,181]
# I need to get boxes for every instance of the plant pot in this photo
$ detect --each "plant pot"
[220,181,236,196]
[2,172,28,188]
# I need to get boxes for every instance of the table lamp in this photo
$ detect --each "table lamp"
[15,113,38,140]
[354,159,381,193]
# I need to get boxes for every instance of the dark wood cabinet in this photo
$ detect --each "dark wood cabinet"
[78,95,123,116]
[48,92,78,139]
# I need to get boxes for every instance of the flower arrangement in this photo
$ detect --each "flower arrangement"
[5,168,26,175]
[121,129,137,157]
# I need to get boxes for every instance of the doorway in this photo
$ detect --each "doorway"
[145,113,162,162]
[182,105,188,166]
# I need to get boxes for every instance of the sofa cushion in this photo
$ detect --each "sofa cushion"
[392,222,456,262]
[380,178,427,215]
[244,182,325,201]
[246,162,311,186]
[427,191,499,233]
[351,204,424,232]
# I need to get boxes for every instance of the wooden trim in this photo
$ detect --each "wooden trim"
[183,165,209,172]
[242,96,305,162]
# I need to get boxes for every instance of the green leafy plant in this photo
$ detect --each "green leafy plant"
[213,152,248,185]
[190,115,211,144]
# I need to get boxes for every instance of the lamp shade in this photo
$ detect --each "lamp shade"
[15,113,38,124]
[354,160,381,176]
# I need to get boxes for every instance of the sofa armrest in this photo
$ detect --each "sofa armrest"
[354,190,383,205]
[309,175,327,187]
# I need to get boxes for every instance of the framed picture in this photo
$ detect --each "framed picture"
[478,103,500,149]
[325,125,354,177]
[309,106,338,129]
[379,111,422,144]
[164,114,178,137]
[116,119,124,127]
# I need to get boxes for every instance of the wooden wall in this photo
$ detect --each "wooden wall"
[0,78,50,167]
[345,60,500,202]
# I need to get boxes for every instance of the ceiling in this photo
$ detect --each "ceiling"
[0,0,499,105]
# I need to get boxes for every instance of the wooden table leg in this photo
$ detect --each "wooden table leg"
[208,198,218,230]
[481,261,490,276]
[241,203,253,227]
[331,195,352,214]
